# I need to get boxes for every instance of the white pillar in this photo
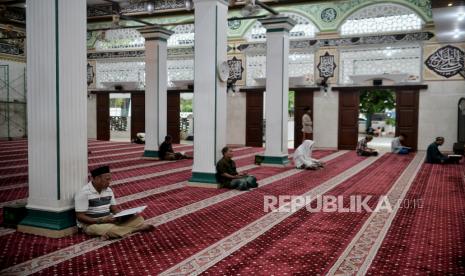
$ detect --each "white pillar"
[257,17,295,165]
[188,0,229,187]
[20,0,88,237]
[139,27,173,158]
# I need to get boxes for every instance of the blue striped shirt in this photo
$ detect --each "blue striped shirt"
[75,182,116,227]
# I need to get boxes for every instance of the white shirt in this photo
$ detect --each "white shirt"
[391,137,402,153]
[74,181,116,227]
[302,113,313,133]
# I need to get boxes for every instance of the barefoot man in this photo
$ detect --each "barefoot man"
[75,166,154,239]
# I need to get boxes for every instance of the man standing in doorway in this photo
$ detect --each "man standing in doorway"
[301,107,313,143]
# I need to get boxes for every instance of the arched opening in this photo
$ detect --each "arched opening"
[167,24,195,47]
[339,3,424,36]
[243,12,318,42]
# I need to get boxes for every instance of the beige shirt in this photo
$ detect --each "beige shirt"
[302,113,313,133]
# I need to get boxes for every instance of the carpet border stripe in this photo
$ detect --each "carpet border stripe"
[0,150,261,208]
[159,153,383,276]
[327,151,425,276]
[0,151,344,275]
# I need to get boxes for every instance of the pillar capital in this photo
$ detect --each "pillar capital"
[258,16,296,33]
[138,26,173,41]
[193,0,229,6]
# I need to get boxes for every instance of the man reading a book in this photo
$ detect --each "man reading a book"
[159,135,192,160]
[391,133,410,154]
[216,147,258,191]
[75,166,154,239]
[356,135,378,156]
[426,137,458,164]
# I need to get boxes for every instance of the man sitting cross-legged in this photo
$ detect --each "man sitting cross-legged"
[159,135,192,160]
[426,137,460,164]
[75,166,154,240]
[216,146,258,191]
[391,133,410,154]
[356,135,379,156]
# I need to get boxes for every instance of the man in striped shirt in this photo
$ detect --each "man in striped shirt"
[75,166,153,239]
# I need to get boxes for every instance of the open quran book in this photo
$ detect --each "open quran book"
[114,206,147,218]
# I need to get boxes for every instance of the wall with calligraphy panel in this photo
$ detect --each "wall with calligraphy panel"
[315,47,338,85]
[423,43,465,81]
[419,43,465,150]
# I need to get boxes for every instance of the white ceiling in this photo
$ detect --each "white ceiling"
[433,5,465,42]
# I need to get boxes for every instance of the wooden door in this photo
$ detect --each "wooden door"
[96,93,110,141]
[338,90,359,150]
[246,91,264,147]
[396,89,419,151]
[167,92,180,144]
[294,89,314,149]
[130,93,145,142]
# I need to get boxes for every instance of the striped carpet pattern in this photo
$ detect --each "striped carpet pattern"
[0,139,464,275]
[365,161,465,275]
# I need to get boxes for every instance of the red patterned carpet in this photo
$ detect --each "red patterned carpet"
[203,154,412,275]
[32,152,359,275]
[0,140,464,275]
[366,163,465,275]
[0,140,333,272]
[0,142,262,213]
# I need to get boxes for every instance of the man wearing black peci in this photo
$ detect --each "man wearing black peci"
[75,166,154,239]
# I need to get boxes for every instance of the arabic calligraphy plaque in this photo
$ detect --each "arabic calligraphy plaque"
[425,45,464,78]
[317,52,337,79]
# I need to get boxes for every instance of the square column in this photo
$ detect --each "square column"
[139,27,173,158]
[257,17,295,166]
[19,0,88,237]
[188,0,229,187]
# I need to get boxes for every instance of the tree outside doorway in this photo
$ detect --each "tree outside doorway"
[180,93,193,143]
[109,93,131,142]
[359,89,396,135]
